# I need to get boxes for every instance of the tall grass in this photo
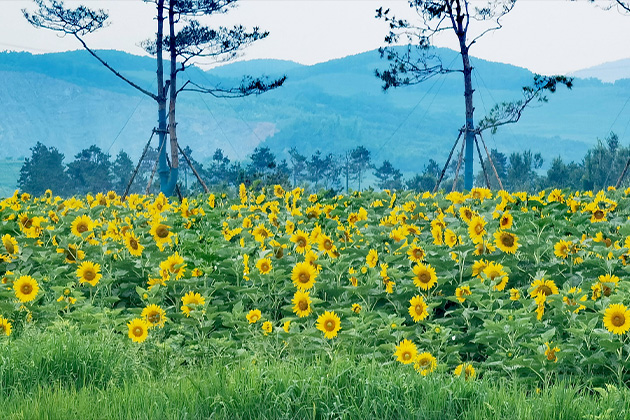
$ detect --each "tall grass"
[1,331,629,420]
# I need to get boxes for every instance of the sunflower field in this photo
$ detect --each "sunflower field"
[2,185,630,386]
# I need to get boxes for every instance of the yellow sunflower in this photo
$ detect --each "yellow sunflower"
[499,212,513,229]
[291,261,317,291]
[366,249,378,268]
[70,214,94,237]
[256,257,273,275]
[124,232,144,257]
[483,262,509,291]
[2,234,18,256]
[408,295,429,322]
[455,285,472,303]
[246,309,262,324]
[262,321,273,335]
[292,290,312,317]
[316,310,341,339]
[76,261,102,286]
[467,215,487,244]
[454,363,476,380]
[554,240,571,259]
[149,222,173,250]
[494,230,518,254]
[317,234,338,258]
[444,229,458,248]
[393,339,417,365]
[544,342,560,362]
[159,252,186,280]
[141,304,167,328]
[472,259,488,278]
[252,224,272,243]
[412,263,437,290]
[127,318,149,343]
[13,275,39,303]
[459,206,475,223]
[290,230,310,254]
[414,352,437,376]
[530,278,559,297]
[0,316,12,337]
[352,303,362,313]
[509,288,521,301]
[603,303,630,335]
[57,244,85,264]
[180,291,205,317]
[407,244,426,263]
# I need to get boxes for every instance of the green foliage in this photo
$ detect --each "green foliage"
[18,142,71,196]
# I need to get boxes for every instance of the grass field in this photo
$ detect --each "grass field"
[0,329,629,420]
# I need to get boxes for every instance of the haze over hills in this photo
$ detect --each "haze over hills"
[569,58,630,83]
[1,48,629,194]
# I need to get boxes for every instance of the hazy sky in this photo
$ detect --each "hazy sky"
[2,0,630,75]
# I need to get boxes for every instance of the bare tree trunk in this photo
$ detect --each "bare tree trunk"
[156,0,171,195]
[456,8,475,190]
[164,0,179,196]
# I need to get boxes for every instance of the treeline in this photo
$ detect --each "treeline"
[17,132,630,197]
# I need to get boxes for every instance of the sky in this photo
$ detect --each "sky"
[1,0,630,75]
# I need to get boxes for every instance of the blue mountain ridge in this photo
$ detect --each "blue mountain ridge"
[0,47,628,186]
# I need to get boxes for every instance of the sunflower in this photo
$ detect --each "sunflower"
[603,303,630,335]
[316,310,341,339]
[181,291,205,317]
[124,232,144,257]
[13,275,39,303]
[2,234,18,256]
[590,208,607,223]
[455,286,472,303]
[141,304,167,328]
[554,240,571,259]
[469,187,492,202]
[291,261,317,291]
[352,303,362,313]
[252,224,272,243]
[71,214,94,237]
[509,288,521,301]
[412,263,437,290]
[0,317,12,336]
[408,295,429,322]
[366,249,378,268]
[407,244,426,263]
[494,230,518,254]
[159,252,187,280]
[149,222,173,250]
[459,206,475,223]
[544,342,560,362]
[599,273,620,285]
[483,262,509,291]
[530,278,559,297]
[454,363,476,380]
[57,244,86,264]
[127,318,149,343]
[290,230,310,254]
[246,309,262,324]
[76,261,102,286]
[414,352,437,376]
[317,234,338,258]
[393,339,417,365]
[292,290,312,317]
[283,320,291,333]
[261,321,273,335]
[499,212,513,229]
[467,215,487,244]
[256,257,273,275]
[472,259,488,278]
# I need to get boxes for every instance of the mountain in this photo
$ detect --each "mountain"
[569,58,630,83]
[1,48,629,194]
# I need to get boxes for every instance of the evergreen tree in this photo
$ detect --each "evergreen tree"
[349,146,372,191]
[288,147,307,187]
[66,145,113,195]
[18,142,71,196]
[374,160,403,191]
[112,150,135,195]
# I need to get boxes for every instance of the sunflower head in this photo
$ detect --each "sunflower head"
[76,261,102,286]
[408,295,428,322]
[0,317,12,337]
[142,304,167,328]
[291,261,317,291]
[181,291,205,317]
[454,363,476,380]
[603,303,630,335]
[256,257,273,275]
[316,310,341,339]
[394,339,417,364]
[494,230,518,254]
[246,309,262,324]
[14,275,39,303]
[127,318,149,343]
[530,278,559,297]
[292,290,312,318]
[412,263,437,290]
[414,352,437,376]
[71,215,94,237]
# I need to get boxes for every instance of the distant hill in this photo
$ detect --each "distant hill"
[570,58,630,83]
[1,48,629,193]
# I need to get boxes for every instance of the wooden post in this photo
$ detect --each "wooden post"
[178,144,210,193]
[433,129,464,193]
[122,130,155,200]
